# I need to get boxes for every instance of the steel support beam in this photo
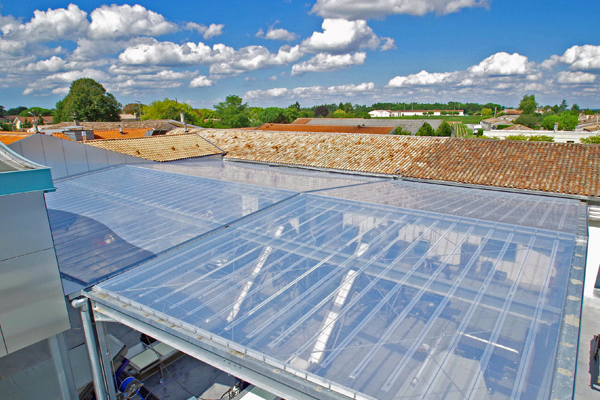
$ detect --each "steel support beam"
[48,332,78,400]
[72,298,110,400]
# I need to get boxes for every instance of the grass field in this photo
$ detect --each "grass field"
[373,115,483,124]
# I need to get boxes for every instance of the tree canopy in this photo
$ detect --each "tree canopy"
[54,78,121,122]
[143,98,200,125]
[518,94,538,114]
[314,105,329,118]
[214,95,249,128]
[19,107,52,117]
[416,122,435,136]
[7,106,27,116]
[435,121,453,136]
[541,112,578,131]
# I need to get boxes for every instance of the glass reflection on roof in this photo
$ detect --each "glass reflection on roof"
[46,165,296,285]
[95,189,580,400]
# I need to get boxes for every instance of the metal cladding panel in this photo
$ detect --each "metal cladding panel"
[38,135,68,180]
[19,134,46,166]
[0,248,70,353]
[7,140,23,156]
[96,189,582,400]
[0,191,55,262]
[106,149,127,166]
[46,165,296,286]
[83,144,109,172]
[61,139,89,176]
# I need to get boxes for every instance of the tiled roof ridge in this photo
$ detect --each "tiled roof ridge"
[88,132,199,142]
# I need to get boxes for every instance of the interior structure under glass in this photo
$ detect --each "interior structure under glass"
[95,191,580,400]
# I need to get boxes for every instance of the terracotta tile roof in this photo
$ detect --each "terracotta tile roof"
[0,132,33,145]
[51,132,74,141]
[92,128,153,140]
[39,120,178,132]
[256,123,395,135]
[292,118,311,124]
[85,133,224,162]
[199,129,600,198]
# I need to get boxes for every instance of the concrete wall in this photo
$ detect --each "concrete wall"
[483,129,599,143]
[8,134,146,180]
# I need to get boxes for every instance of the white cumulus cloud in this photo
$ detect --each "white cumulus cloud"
[388,70,455,86]
[301,19,381,54]
[88,4,178,39]
[467,52,533,76]
[291,52,366,75]
[190,75,214,87]
[550,45,600,71]
[557,71,597,84]
[311,0,489,20]
[187,22,225,40]
[245,82,375,100]
[265,28,298,41]
[1,4,88,42]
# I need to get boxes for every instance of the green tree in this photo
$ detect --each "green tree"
[514,113,541,129]
[289,101,301,110]
[214,95,250,128]
[19,107,52,117]
[517,94,538,114]
[332,109,347,118]
[481,108,493,117]
[541,115,560,131]
[571,103,580,115]
[283,107,299,122]
[527,135,554,142]
[557,99,568,114]
[54,78,121,122]
[258,107,289,124]
[122,102,145,115]
[394,126,411,135]
[416,122,435,136]
[506,134,528,141]
[435,121,453,137]
[581,135,600,144]
[7,106,27,115]
[142,98,200,125]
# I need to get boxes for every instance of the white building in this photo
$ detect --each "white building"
[369,109,464,118]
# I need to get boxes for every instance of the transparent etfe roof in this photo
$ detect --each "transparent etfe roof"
[45,165,295,285]
[95,188,582,400]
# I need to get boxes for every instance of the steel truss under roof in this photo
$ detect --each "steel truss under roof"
[48,161,587,400]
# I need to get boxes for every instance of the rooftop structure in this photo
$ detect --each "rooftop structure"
[38,157,588,400]
[256,123,396,135]
[1,124,599,400]
[200,129,600,198]
[292,118,443,135]
[85,133,224,162]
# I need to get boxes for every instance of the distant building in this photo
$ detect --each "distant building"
[369,109,464,117]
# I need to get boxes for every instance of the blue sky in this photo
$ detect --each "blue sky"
[0,0,599,110]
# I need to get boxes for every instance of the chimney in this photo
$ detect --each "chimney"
[181,112,188,133]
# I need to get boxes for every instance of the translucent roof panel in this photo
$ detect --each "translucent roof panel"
[95,191,581,400]
[137,158,379,192]
[317,179,581,234]
[46,165,296,285]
